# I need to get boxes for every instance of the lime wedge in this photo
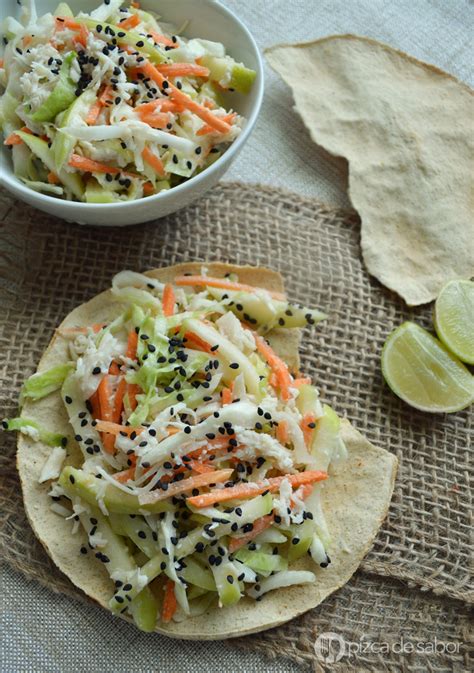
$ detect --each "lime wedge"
[434,279,474,365]
[381,322,474,413]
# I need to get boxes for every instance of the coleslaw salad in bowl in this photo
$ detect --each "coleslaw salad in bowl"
[0,0,264,225]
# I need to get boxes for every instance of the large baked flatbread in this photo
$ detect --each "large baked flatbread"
[17,263,397,638]
[267,36,474,306]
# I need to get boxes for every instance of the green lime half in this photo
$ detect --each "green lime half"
[434,279,474,365]
[381,322,474,413]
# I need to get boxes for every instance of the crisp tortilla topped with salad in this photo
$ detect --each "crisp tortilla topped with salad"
[5,263,397,638]
[0,0,256,202]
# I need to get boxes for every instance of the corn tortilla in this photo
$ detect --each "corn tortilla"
[17,263,397,638]
[267,35,474,306]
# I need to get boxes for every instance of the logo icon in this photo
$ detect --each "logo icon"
[314,631,346,663]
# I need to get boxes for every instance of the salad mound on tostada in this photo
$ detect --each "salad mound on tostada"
[5,263,397,638]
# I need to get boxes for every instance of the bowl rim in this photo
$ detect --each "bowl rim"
[0,0,264,210]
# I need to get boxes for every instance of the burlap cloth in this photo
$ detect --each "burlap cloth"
[0,182,472,672]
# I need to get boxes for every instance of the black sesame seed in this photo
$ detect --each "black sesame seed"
[229,362,239,369]
[92,366,101,375]
[69,475,75,484]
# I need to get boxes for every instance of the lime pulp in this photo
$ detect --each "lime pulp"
[381,322,474,413]
[434,279,474,365]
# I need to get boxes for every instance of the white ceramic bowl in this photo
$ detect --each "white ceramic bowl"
[0,0,263,225]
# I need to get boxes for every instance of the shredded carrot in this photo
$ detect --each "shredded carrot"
[293,377,311,387]
[229,515,273,552]
[255,334,293,401]
[131,0,141,7]
[169,87,232,134]
[276,420,289,445]
[157,63,210,78]
[143,182,155,196]
[0,59,4,69]
[95,420,143,437]
[119,13,140,29]
[127,383,141,411]
[138,111,170,129]
[139,468,233,504]
[268,372,278,389]
[221,384,233,406]
[162,580,177,623]
[85,100,102,126]
[126,330,139,360]
[74,24,89,48]
[138,62,231,134]
[187,470,328,508]
[301,413,316,447]
[22,35,33,47]
[109,362,120,376]
[162,283,176,317]
[187,460,215,475]
[134,101,160,114]
[197,112,237,136]
[4,132,23,146]
[47,172,60,185]
[98,85,115,107]
[174,274,286,300]
[182,331,214,354]
[292,483,314,504]
[135,99,184,115]
[69,154,120,175]
[113,378,127,423]
[142,146,166,177]
[55,17,82,31]
[4,126,35,146]
[148,31,176,48]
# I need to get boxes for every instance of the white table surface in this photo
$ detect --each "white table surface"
[2,1,472,671]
